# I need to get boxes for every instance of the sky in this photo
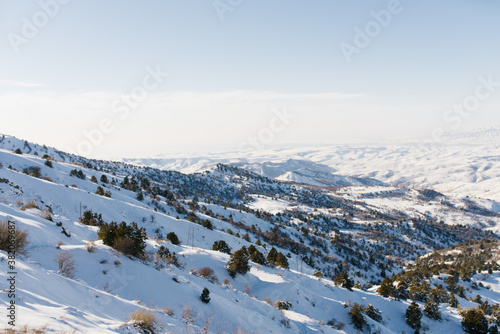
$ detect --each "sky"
[0,0,499,159]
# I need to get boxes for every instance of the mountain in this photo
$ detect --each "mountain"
[121,156,387,189]
[232,159,337,179]
[0,134,499,333]
[274,168,386,187]
[123,139,500,203]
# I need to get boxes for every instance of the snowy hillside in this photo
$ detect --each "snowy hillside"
[1,134,500,333]
[274,168,385,188]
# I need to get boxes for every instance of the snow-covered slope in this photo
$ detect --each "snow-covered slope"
[275,168,386,187]
[1,134,499,333]
[233,159,336,179]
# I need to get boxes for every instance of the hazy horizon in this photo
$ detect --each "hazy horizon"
[2,1,499,159]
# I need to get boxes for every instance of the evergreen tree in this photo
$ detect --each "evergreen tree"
[275,252,289,269]
[424,300,441,320]
[267,247,278,265]
[136,190,144,201]
[226,246,251,278]
[473,295,483,304]
[156,246,179,267]
[140,177,150,189]
[333,271,354,290]
[479,301,493,316]
[202,219,213,230]
[395,280,410,300]
[410,279,431,302]
[405,301,422,330]
[449,293,459,308]
[166,232,180,245]
[377,276,394,297]
[212,240,231,254]
[429,285,449,304]
[200,288,210,303]
[365,304,383,322]
[100,175,108,183]
[248,245,266,265]
[96,186,105,196]
[97,221,146,258]
[80,210,104,226]
[349,303,366,330]
[156,245,171,259]
[461,308,488,334]
[70,169,86,179]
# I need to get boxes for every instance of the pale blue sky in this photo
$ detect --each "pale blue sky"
[1,0,499,158]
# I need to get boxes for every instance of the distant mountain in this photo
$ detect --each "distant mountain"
[233,158,335,179]
[123,137,500,202]
[122,157,387,189]
[275,168,386,187]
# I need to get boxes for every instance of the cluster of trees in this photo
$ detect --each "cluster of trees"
[155,245,179,267]
[248,245,266,265]
[406,239,499,282]
[378,271,461,306]
[91,174,110,184]
[218,241,289,278]
[374,238,500,332]
[122,176,171,201]
[96,186,111,197]
[403,296,499,333]
[460,301,500,334]
[80,210,104,226]
[97,221,146,258]
[348,303,383,330]
[222,241,295,279]
[266,247,289,269]
[121,175,140,192]
[23,166,42,178]
[69,169,86,179]
[212,240,231,254]
[333,271,354,290]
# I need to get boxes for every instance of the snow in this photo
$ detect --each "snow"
[0,134,498,333]
[124,142,500,202]
[248,195,290,214]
